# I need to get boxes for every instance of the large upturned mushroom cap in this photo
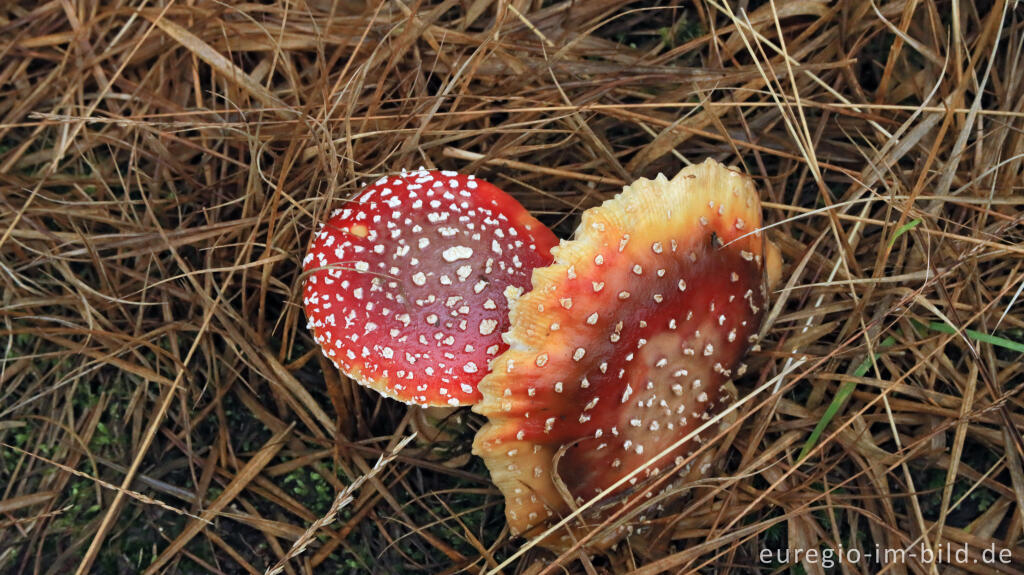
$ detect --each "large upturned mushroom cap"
[302,169,558,407]
[472,158,781,549]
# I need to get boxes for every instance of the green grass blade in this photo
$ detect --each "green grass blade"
[798,336,896,462]
[887,218,922,248]
[924,321,1024,353]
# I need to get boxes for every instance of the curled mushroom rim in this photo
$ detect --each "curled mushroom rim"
[471,158,781,550]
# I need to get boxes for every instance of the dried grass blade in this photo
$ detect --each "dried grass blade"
[144,424,294,575]
[142,13,289,118]
[0,443,205,522]
[0,490,57,514]
[266,434,416,575]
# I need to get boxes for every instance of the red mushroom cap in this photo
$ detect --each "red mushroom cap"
[302,169,558,407]
[472,159,781,548]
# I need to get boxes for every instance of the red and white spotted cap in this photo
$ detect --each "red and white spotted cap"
[302,168,558,407]
[472,159,781,549]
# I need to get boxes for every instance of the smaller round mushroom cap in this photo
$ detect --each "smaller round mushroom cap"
[472,159,781,549]
[302,169,558,407]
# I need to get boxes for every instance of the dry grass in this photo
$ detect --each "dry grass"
[1,0,1023,573]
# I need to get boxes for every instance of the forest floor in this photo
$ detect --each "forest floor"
[1,1,1023,574]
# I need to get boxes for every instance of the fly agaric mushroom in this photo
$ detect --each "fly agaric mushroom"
[302,168,558,407]
[472,159,781,549]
